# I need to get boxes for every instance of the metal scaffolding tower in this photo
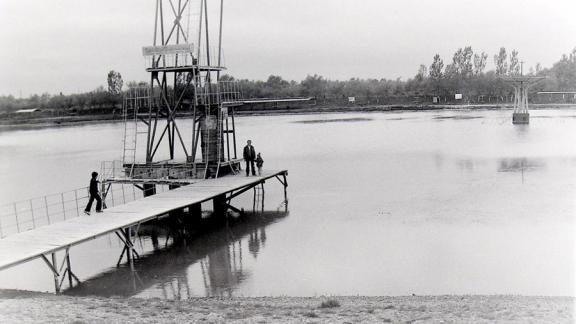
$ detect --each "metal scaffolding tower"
[503,65,545,125]
[122,0,243,189]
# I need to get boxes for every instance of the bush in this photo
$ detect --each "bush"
[319,298,341,308]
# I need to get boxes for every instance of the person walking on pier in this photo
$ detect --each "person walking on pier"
[256,152,264,176]
[243,140,256,176]
[84,171,102,215]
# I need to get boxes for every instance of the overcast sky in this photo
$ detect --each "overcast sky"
[1,0,575,96]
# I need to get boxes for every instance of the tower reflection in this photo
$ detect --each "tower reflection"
[64,210,287,299]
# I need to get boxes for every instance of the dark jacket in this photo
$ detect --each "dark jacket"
[89,178,99,195]
[243,145,256,161]
[256,155,264,167]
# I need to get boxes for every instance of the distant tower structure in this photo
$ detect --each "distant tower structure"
[503,63,545,124]
[122,0,243,188]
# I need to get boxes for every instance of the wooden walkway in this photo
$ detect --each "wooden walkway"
[0,170,288,278]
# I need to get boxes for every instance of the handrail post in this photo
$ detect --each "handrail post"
[74,190,79,217]
[0,209,3,238]
[29,199,35,229]
[14,203,20,233]
[110,185,115,207]
[45,196,50,224]
[61,193,66,220]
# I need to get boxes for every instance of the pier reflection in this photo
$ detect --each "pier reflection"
[64,211,287,299]
[498,158,545,172]
[498,158,545,184]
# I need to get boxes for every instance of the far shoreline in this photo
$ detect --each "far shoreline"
[1,103,576,132]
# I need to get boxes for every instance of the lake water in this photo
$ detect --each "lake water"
[0,109,574,298]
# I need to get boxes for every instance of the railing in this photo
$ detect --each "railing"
[218,81,242,104]
[0,182,171,239]
[193,81,243,106]
[101,160,127,180]
[102,160,196,180]
[143,46,225,70]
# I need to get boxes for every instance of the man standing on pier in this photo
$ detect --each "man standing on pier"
[243,140,256,176]
[84,171,102,215]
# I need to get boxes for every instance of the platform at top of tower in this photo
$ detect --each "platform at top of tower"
[145,65,226,73]
[142,44,226,73]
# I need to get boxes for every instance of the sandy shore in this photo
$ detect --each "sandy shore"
[0,290,572,323]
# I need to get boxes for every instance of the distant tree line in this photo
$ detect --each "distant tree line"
[1,48,575,114]
[229,47,576,104]
[0,70,126,114]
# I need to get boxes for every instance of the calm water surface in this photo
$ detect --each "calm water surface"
[0,109,574,297]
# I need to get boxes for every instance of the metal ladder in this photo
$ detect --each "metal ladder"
[214,103,224,178]
[122,87,150,177]
[201,81,212,179]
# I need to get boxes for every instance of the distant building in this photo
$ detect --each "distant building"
[537,91,576,99]
[15,108,41,113]
[536,91,576,103]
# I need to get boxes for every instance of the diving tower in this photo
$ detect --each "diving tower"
[502,68,545,124]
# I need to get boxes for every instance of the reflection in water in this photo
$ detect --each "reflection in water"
[498,158,545,184]
[457,159,475,171]
[293,117,372,124]
[498,158,545,173]
[433,115,483,120]
[514,124,530,138]
[64,211,287,299]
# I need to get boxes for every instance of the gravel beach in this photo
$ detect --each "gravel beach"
[0,290,572,323]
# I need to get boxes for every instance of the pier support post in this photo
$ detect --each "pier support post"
[275,173,289,212]
[143,183,156,197]
[124,228,134,271]
[261,183,265,211]
[282,174,288,200]
[115,229,140,269]
[66,253,73,287]
[51,253,59,294]
[188,203,202,224]
[213,194,228,221]
[40,248,80,294]
[283,173,288,211]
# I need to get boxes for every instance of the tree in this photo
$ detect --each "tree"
[107,70,123,95]
[415,64,428,81]
[265,75,289,89]
[494,47,508,75]
[509,50,520,75]
[473,52,488,75]
[535,63,542,74]
[446,47,474,78]
[548,48,576,90]
[458,46,474,77]
[444,63,458,79]
[429,54,444,80]
[300,74,328,97]
[219,74,235,82]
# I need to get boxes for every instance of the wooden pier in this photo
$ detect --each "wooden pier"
[0,170,288,293]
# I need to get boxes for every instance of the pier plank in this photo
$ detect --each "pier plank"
[0,170,287,271]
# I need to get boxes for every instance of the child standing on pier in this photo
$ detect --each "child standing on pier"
[256,153,264,176]
[84,171,102,215]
